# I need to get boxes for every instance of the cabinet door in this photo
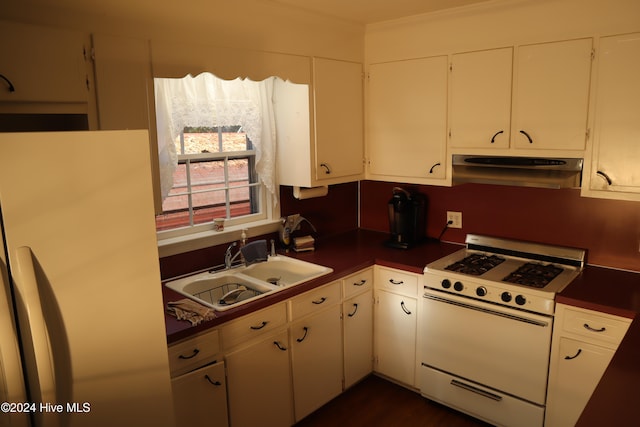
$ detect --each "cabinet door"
[374,291,417,386]
[588,32,640,197]
[368,56,448,181]
[225,330,293,427]
[545,337,615,427]
[0,21,89,103]
[291,304,343,421]
[93,34,154,131]
[313,58,364,182]
[343,289,373,388]
[171,362,228,427]
[449,48,513,149]
[513,38,593,151]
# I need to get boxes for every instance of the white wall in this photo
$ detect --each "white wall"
[0,0,364,62]
[365,0,640,63]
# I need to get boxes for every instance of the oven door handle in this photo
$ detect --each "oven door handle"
[450,379,503,402]
[423,293,549,327]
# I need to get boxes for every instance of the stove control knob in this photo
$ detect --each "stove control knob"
[454,281,464,292]
[441,279,451,289]
[515,295,527,306]
[501,292,512,303]
[476,286,487,297]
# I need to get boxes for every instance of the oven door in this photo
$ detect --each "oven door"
[421,288,552,405]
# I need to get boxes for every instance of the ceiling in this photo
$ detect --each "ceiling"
[265,0,494,24]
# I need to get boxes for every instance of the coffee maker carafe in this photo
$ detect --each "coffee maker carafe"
[385,187,427,249]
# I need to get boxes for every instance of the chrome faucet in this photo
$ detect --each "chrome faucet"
[224,242,241,269]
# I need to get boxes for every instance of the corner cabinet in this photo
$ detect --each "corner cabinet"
[449,39,593,155]
[582,32,640,201]
[545,304,631,427]
[276,58,364,188]
[373,266,420,387]
[367,56,448,185]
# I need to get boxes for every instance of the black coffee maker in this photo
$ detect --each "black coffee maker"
[385,187,427,249]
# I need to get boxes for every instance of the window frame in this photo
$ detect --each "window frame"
[156,129,280,258]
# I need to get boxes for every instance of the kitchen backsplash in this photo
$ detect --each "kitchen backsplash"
[160,180,639,279]
[359,180,640,273]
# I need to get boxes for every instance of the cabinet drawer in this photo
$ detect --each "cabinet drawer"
[558,305,631,347]
[375,266,418,297]
[290,281,341,320]
[343,268,373,299]
[168,329,220,377]
[221,302,287,350]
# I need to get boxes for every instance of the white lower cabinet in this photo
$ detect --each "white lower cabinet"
[225,330,294,427]
[171,361,228,427]
[291,304,343,421]
[545,304,631,427]
[168,329,227,427]
[373,266,419,387]
[343,289,373,388]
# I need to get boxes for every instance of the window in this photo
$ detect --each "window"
[153,74,278,237]
[155,126,261,231]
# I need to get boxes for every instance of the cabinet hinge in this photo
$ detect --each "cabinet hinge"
[591,48,596,61]
[585,128,591,140]
[449,62,453,72]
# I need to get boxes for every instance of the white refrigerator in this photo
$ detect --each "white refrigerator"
[0,131,175,427]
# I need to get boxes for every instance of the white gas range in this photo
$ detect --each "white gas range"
[420,234,586,427]
[424,234,586,315]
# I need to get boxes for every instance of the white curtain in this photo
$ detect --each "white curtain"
[154,73,278,205]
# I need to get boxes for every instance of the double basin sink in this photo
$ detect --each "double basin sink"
[165,255,333,311]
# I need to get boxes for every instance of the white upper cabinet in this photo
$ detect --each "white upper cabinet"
[0,21,90,106]
[275,57,364,188]
[367,56,448,184]
[449,47,513,149]
[582,32,640,201]
[313,58,364,183]
[448,39,593,155]
[512,38,593,152]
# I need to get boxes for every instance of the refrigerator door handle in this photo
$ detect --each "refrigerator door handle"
[12,246,58,409]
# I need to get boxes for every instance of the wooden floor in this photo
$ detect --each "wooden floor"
[295,375,492,427]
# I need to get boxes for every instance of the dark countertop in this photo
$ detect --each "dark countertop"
[162,229,462,343]
[161,228,640,425]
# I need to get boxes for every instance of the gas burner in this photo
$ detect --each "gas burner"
[444,254,506,276]
[502,263,564,288]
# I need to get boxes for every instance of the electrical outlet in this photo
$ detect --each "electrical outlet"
[447,211,462,229]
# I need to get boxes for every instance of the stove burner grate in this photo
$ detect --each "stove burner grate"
[444,254,506,276]
[502,263,564,288]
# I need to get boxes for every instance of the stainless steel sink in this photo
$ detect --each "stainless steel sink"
[165,255,333,311]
